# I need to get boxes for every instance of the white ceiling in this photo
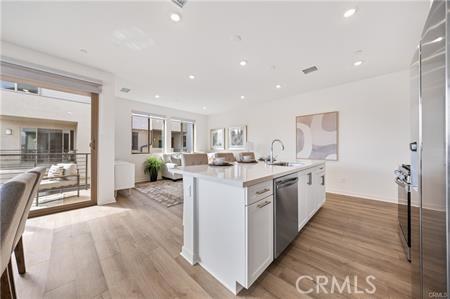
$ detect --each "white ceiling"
[2,1,429,115]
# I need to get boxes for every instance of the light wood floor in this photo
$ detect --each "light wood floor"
[14,190,412,299]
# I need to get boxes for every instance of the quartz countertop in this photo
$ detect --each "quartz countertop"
[172,160,325,187]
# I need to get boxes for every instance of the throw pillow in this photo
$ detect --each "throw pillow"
[48,165,65,178]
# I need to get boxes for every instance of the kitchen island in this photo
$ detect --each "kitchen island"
[173,160,326,294]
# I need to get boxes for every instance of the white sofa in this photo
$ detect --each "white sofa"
[161,153,183,180]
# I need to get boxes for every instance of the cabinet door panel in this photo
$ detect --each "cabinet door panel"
[313,171,326,209]
[247,196,273,286]
[298,173,309,231]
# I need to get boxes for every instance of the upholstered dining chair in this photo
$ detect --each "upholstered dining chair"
[214,152,236,163]
[181,153,209,166]
[238,152,256,161]
[1,172,37,299]
[12,167,46,276]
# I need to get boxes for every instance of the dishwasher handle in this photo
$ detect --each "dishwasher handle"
[276,177,298,189]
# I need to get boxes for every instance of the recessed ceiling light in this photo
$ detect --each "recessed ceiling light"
[240,60,248,66]
[170,13,181,22]
[80,49,88,54]
[67,111,73,115]
[353,60,363,66]
[275,84,281,89]
[240,95,246,100]
[344,8,357,18]
[155,94,160,99]
[188,75,195,80]
[202,106,207,110]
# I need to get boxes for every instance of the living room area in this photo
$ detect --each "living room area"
[115,97,255,209]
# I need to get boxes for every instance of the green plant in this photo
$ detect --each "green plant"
[144,156,164,181]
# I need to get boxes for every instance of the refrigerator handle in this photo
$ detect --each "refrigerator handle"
[409,141,417,152]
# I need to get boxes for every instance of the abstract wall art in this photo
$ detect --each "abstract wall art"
[296,111,338,160]
[227,125,247,150]
[210,128,225,150]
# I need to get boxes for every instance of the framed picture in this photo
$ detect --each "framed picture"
[227,125,247,150]
[296,111,338,161]
[210,128,225,150]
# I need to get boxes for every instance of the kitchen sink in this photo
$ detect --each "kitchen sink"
[268,162,304,167]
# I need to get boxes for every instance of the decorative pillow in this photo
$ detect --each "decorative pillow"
[165,162,177,169]
[171,156,182,166]
[57,163,77,176]
[162,154,172,163]
[47,165,64,178]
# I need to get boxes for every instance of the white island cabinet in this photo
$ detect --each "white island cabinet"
[297,164,326,231]
[173,160,325,294]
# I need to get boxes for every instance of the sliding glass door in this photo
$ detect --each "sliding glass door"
[0,61,101,217]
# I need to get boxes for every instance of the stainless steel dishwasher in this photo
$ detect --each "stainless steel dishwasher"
[274,173,299,258]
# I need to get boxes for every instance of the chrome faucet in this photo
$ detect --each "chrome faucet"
[269,139,285,164]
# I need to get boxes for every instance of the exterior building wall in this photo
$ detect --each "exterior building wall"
[0,115,77,151]
[0,90,91,153]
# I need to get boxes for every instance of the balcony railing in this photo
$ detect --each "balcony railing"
[0,150,90,188]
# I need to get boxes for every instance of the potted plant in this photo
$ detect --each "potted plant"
[144,156,164,182]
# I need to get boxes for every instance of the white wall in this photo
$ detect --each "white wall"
[208,70,410,202]
[1,42,116,205]
[115,97,208,182]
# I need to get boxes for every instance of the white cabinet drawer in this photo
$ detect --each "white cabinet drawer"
[245,195,273,287]
[247,180,273,205]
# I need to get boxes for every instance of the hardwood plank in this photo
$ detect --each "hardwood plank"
[15,189,412,298]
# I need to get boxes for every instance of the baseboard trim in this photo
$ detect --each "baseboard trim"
[180,247,198,265]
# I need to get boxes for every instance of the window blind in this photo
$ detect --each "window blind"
[0,59,102,94]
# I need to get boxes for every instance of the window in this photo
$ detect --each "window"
[1,80,16,91]
[131,113,165,154]
[1,80,39,94]
[17,83,39,94]
[170,120,194,153]
[63,133,69,153]
[70,130,75,151]
[0,80,91,103]
[132,132,139,151]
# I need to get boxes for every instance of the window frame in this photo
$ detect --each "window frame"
[131,113,166,154]
[169,119,195,153]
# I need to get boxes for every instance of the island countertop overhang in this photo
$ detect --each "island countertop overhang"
[172,160,325,187]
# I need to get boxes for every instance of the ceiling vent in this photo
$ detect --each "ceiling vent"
[302,66,318,75]
[172,0,188,8]
[120,87,131,93]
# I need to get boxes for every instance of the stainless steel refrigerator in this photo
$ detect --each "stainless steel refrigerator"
[410,1,448,298]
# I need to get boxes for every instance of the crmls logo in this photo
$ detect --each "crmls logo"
[296,275,377,294]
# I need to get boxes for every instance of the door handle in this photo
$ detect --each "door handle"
[89,140,96,150]
[277,177,298,188]
[321,175,325,186]
[256,188,270,195]
[257,200,271,208]
[307,173,312,185]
